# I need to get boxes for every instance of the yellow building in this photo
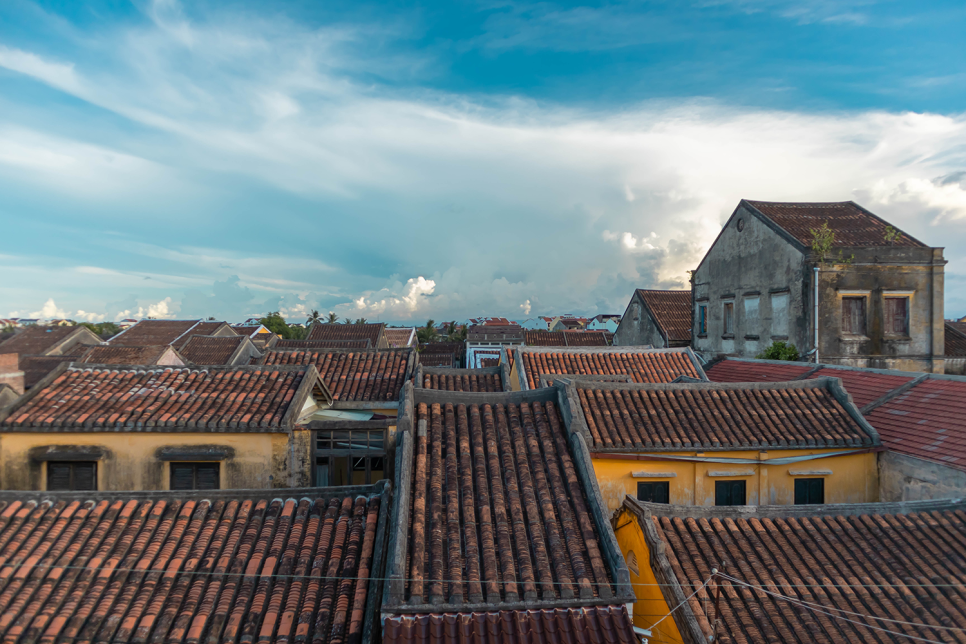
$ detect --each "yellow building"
[555,376,881,513]
[0,363,332,491]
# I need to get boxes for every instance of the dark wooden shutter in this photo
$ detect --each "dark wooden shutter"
[637,482,669,504]
[886,298,907,334]
[715,480,746,506]
[842,297,865,334]
[73,463,97,491]
[47,463,73,491]
[795,478,824,505]
[196,464,220,490]
[171,464,195,491]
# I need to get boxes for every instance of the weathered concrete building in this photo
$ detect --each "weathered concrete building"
[613,289,691,348]
[692,200,945,372]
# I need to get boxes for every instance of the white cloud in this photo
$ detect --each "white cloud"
[31,298,68,320]
[348,276,437,318]
[0,46,83,94]
[520,299,532,315]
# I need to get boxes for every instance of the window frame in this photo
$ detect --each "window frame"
[722,301,735,337]
[714,479,747,506]
[698,305,708,337]
[637,481,670,504]
[314,428,388,486]
[169,462,221,491]
[841,296,867,336]
[884,296,910,337]
[794,478,825,505]
[46,461,97,491]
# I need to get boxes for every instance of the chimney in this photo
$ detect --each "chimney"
[0,353,25,395]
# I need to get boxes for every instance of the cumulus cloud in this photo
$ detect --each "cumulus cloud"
[520,299,532,315]
[348,276,436,319]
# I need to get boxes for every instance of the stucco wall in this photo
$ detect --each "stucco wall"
[692,204,809,359]
[878,450,966,502]
[613,292,668,348]
[592,450,879,513]
[0,431,307,490]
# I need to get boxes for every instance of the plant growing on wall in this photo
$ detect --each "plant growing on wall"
[757,340,800,361]
[884,225,902,245]
[810,221,835,264]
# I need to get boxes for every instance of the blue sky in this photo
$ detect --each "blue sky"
[1,0,965,324]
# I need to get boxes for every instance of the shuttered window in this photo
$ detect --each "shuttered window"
[842,297,866,335]
[885,297,909,335]
[637,482,670,504]
[794,478,825,505]
[698,305,707,335]
[47,462,97,491]
[715,480,746,506]
[723,302,734,335]
[170,463,220,490]
[771,292,789,336]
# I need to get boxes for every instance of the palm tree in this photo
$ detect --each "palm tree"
[344,318,353,324]
[355,317,368,325]
[307,309,321,325]
[416,319,438,344]
[327,312,338,324]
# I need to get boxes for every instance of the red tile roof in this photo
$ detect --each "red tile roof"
[519,348,702,390]
[467,325,524,342]
[179,335,246,365]
[637,290,692,343]
[524,331,611,347]
[0,487,387,644]
[261,349,411,402]
[0,326,94,357]
[385,328,415,348]
[629,497,966,644]
[382,605,637,644]
[17,356,75,389]
[479,358,499,368]
[804,366,915,408]
[420,368,503,392]
[173,322,233,349]
[417,353,457,368]
[402,397,616,607]
[306,322,385,346]
[0,365,323,431]
[704,358,813,383]
[275,339,372,349]
[572,379,876,450]
[229,324,267,337]
[108,320,210,347]
[946,322,966,357]
[746,200,926,248]
[865,378,966,472]
[77,345,178,365]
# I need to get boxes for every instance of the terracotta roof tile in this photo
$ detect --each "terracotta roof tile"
[306,323,385,346]
[0,365,318,431]
[519,348,701,390]
[382,605,637,644]
[385,328,415,348]
[17,356,75,389]
[261,349,411,402]
[179,336,245,365]
[705,358,813,383]
[634,498,966,644]
[108,321,228,348]
[0,327,91,357]
[420,369,503,392]
[403,397,615,607]
[573,379,876,450]
[275,339,372,349]
[77,345,177,365]
[0,488,386,644]
[746,200,926,248]
[946,322,966,357]
[173,322,233,349]
[524,331,611,347]
[637,290,692,343]
[866,378,966,472]
[804,367,915,408]
[417,353,457,368]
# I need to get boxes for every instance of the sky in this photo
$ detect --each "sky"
[1,0,965,324]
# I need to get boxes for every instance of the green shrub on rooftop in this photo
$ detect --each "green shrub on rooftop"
[757,341,800,361]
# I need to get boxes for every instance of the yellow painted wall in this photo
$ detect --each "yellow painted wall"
[592,449,878,513]
[612,507,683,643]
[508,361,522,391]
[0,431,312,491]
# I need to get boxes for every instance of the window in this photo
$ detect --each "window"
[698,305,708,336]
[315,429,387,486]
[842,297,866,335]
[885,297,909,335]
[170,463,220,490]
[723,302,734,335]
[771,292,789,336]
[715,480,746,506]
[47,461,97,491]
[744,296,759,324]
[794,478,824,505]
[637,481,670,504]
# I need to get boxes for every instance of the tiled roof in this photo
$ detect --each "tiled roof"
[705,358,813,383]
[637,290,692,343]
[519,348,702,390]
[524,331,611,347]
[945,322,966,357]
[306,322,385,346]
[0,487,387,644]
[275,339,372,349]
[229,324,268,338]
[419,342,465,356]
[179,335,245,365]
[0,365,323,431]
[261,349,411,402]
[417,353,457,368]
[420,368,503,392]
[746,200,926,248]
[630,497,966,644]
[18,356,75,389]
[76,345,175,365]
[865,378,966,472]
[108,320,203,347]
[385,328,415,348]
[804,366,915,408]
[467,325,524,342]
[479,358,499,368]
[0,326,87,357]
[401,396,617,608]
[173,322,231,349]
[572,379,877,450]
[382,605,637,644]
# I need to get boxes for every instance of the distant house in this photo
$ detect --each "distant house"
[523,330,611,347]
[586,314,621,332]
[613,289,692,348]
[384,327,416,348]
[229,323,274,348]
[0,325,102,392]
[107,319,236,348]
[693,200,946,371]
[549,315,589,331]
[417,341,465,368]
[179,335,261,366]
[305,321,389,349]
[117,318,139,329]
[466,322,524,368]
[76,344,186,366]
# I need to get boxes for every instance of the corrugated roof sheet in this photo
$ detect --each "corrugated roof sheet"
[0,326,87,357]
[637,290,692,343]
[865,378,966,472]
[382,605,637,644]
[179,335,245,365]
[405,399,615,606]
[0,365,314,431]
[574,380,875,450]
[0,490,385,644]
[637,498,966,644]
[705,358,813,383]
[306,322,385,346]
[746,200,925,248]
[520,349,700,389]
[261,349,410,402]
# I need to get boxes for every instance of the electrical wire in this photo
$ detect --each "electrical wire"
[649,574,715,629]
